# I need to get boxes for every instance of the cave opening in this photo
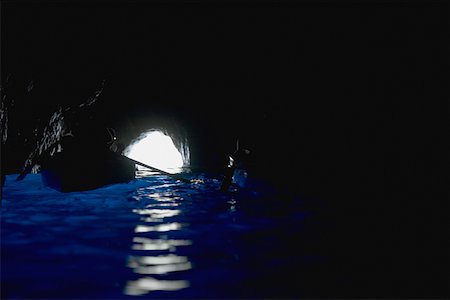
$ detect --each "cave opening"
[124,130,190,174]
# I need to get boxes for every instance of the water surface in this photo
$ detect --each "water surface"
[1,172,332,299]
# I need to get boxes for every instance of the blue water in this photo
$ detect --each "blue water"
[1,172,332,299]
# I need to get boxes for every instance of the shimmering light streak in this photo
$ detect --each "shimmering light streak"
[132,208,181,218]
[132,237,192,251]
[134,222,182,233]
[150,193,183,202]
[133,262,192,275]
[146,202,180,207]
[128,254,188,265]
[124,277,190,296]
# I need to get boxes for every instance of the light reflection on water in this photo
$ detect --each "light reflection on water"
[133,208,181,218]
[124,185,193,296]
[128,254,189,265]
[136,169,159,177]
[124,277,190,296]
[131,237,192,251]
[1,173,322,299]
[134,222,184,233]
[132,261,193,275]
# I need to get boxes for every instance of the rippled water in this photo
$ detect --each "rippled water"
[1,171,332,299]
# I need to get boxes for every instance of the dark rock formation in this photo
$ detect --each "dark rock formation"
[19,84,104,175]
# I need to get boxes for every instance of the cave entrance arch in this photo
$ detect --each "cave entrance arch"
[124,130,188,174]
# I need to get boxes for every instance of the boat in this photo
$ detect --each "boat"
[40,149,136,192]
[13,92,139,192]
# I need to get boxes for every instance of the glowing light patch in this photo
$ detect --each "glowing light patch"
[133,262,192,275]
[134,222,183,233]
[124,277,190,295]
[131,237,192,251]
[128,255,189,265]
[124,131,184,174]
[132,209,181,218]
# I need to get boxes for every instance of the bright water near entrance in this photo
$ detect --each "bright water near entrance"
[1,172,334,299]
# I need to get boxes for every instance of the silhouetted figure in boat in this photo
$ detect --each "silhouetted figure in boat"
[105,128,125,154]
[36,126,136,192]
[220,140,251,192]
[59,126,125,166]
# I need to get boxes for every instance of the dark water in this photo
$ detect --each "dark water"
[1,172,334,299]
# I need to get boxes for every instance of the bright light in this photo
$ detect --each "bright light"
[124,131,184,174]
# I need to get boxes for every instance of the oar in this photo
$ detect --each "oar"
[122,156,191,183]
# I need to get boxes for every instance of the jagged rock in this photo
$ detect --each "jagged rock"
[20,82,105,175]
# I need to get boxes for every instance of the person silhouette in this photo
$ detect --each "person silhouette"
[220,140,250,192]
